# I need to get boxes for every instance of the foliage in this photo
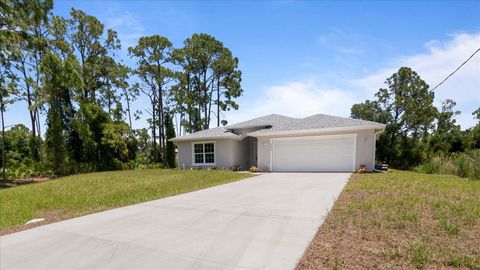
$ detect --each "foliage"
[415,149,480,180]
[0,124,50,178]
[128,35,175,163]
[171,33,243,133]
[352,67,479,172]
[1,1,246,178]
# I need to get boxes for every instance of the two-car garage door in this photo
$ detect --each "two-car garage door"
[271,134,356,172]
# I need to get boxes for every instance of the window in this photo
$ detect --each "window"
[192,142,215,165]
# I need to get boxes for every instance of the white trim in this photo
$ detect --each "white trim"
[170,136,243,142]
[271,134,357,172]
[191,141,216,166]
[248,125,385,137]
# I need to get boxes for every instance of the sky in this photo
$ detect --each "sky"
[5,0,480,131]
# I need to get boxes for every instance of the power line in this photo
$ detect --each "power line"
[431,47,480,92]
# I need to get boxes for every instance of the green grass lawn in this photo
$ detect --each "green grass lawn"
[0,169,251,234]
[298,170,480,270]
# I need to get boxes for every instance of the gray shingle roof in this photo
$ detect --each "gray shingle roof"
[248,113,384,135]
[171,113,385,141]
[170,127,240,141]
[225,114,296,129]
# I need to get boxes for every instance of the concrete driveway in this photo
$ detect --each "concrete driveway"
[0,173,350,270]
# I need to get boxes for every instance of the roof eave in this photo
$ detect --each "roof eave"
[169,135,244,142]
[247,124,386,137]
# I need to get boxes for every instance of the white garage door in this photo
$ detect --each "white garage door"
[272,134,356,172]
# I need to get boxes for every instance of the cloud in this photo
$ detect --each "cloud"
[356,32,480,128]
[316,28,364,55]
[104,8,145,52]
[227,32,480,129]
[225,79,358,124]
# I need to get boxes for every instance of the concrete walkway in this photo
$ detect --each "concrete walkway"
[0,173,350,270]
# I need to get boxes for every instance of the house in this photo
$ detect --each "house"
[170,114,385,172]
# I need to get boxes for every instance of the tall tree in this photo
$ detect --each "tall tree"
[40,52,80,174]
[129,35,175,162]
[65,8,121,104]
[428,99,463,153]
[172,33,243,132]
[117,65,138,129]
[436,99,461,133]
[2,0,53,159]
[213,47,242,127]
[351,67,436,168]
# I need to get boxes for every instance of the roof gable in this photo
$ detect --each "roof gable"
[170,113,385,141]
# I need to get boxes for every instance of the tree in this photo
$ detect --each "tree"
[351,67,436,168]
[117,65,138,129]
[436,99,460,133]
[65,8,121,104]
[0,29,17,179]
[212,47,242,127]
[351,99,389,123]
[47,8,129,169]
[1,124,33,175]
[129,35,175,163]
[40,51,81,174]
[427,99,463,153]
[1,0,53,160]
[164,112,176,168]
[473,106,480,123]
[172,33,243,132]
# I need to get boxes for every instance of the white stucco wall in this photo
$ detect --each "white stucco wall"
[176,139,250,170]
[257,129,377,172]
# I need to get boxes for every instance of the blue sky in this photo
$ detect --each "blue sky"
[5,0,480,131]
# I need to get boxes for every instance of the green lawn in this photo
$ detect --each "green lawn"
[298,170,480,270]
[0,169,251,234]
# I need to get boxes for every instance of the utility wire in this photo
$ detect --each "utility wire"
[431,47,480,91]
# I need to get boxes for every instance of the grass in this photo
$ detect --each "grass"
[297,170,480,270]
[0,169,251,234]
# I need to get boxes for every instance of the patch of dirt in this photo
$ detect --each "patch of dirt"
[296,173,480,270]
[0,210,68,236]
[0,177,53,188]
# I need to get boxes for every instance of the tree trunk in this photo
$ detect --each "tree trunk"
[151,97,158,163]
[217,77,220,127]
[157,85,164,162]
[1,95,6,180]
[125,89,132,128]
[203,72,209,130]
[36,111,41,138]
[20,61,37,138]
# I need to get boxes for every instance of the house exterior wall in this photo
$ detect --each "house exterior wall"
[176,139,250,170]
[257,129,377,172]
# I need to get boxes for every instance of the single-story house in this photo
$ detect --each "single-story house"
[170,114,385,172]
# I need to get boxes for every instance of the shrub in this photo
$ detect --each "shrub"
[415,149,480,179]
[455,153,472,178]
[249,166,258,173]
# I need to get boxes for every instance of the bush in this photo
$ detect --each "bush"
[415,149,480,179]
